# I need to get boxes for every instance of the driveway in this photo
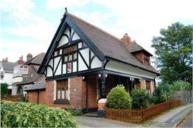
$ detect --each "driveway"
[76,116,140,128]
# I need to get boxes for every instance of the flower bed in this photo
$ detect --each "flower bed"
[106,99,181,123]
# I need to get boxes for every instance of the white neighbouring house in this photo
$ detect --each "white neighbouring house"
[0,58,16,88]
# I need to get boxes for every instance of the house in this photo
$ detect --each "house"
[22,53,46,103]
[12,55,29,95]
[0,58,16,91]
[28,11,159,112]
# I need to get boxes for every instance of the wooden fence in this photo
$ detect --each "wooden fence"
[106,100,181,123]
[1,95,21,102]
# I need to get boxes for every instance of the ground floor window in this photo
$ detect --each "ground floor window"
[54,79,69,104]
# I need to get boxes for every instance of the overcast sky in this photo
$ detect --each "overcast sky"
[0,0,193,62]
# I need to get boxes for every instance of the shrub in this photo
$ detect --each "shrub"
[1,101,77,128]
[131,89,151,109]
[1,83,8,96]
[107,85,131,109]
[64,108,82,116]
[171,80,192,91]
[152,83,171,104]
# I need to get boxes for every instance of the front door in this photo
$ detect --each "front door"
[86,75,98,112]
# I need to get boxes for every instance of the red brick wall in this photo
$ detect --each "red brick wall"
[27,90,45,104]
[45,77,85,109]
[27,91,37,103]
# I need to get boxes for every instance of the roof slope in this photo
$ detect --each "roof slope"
[68,13,158,74]
[0,61,17,73]
[26,52,45,65]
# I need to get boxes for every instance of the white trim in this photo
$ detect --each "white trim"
[105,60,157,79]
[67,78,70,100]
[53,80,56,100]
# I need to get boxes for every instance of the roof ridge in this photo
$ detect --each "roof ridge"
[67,13,128,46]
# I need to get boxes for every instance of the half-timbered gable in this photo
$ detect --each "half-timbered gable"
[43,22,103,79]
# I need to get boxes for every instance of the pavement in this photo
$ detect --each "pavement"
[143,103,192,128]
[76,104,193,128]
[177,111,193,128]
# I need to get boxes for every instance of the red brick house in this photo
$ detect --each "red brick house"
[27,11,159,112]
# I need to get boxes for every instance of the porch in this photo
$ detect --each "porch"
[83,70,155,112]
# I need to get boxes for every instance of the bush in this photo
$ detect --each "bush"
[107,85,131,109]
[152,83,171,104]
[1,101,77,128]
[171,80,192,91]
[1,83,8,96]
[64,108,82,116]
[131,89,151,109]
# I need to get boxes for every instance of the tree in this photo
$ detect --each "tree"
[1,83,8,96]
[152,22,193,84]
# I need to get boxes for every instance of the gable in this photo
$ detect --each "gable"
[45,24,103,78]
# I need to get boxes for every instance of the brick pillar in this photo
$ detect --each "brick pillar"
[140,80,146,89]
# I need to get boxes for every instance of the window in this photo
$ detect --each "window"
[56,80,68,100]
[144,55,150,65]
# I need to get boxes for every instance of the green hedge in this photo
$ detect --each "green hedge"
[171,80,192,91]
[152,84,171,104]
[1,101,77,128]
[131,89,151,109]
[107,85,131,109]
[64,108,82,116]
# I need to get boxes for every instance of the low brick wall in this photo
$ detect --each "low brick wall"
[106,100,181,123]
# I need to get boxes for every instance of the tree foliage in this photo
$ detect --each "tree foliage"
[152,22,193,84]
[1,83,8,96]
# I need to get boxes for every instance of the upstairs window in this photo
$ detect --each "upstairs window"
[144,55,150,65]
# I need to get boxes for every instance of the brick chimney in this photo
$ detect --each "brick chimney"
[120,33,133,48]
[2,57,8,62]
[27,53,33,61]
[18,56,24,65]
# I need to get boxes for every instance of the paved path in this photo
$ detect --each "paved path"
[143,104,192,128]
[180,111,193,128]
[76,116,140,128]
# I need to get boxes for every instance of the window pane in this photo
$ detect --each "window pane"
[64,56,68,62]
[78,42,83,48]
[69,55,72,61]
[73,53,77,60]
[67,63,72,73]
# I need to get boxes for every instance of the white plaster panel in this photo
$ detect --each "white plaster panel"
[73,61,77,72]
[80,48,89,65]
[91,57,102,69]
[78,54,87,71]
[47,67,52,77]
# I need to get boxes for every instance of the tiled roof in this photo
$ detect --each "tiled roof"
[68,13,158,74]
[23,79,45,91]
[26,52,45,65]
[0,61,17,73]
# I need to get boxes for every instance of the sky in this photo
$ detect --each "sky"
[0,0,193,62]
